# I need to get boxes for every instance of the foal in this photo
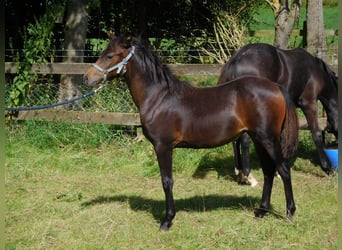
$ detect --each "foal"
[84,35,299,230]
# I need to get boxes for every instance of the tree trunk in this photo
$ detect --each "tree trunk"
[306,0,327,61]
[267,0,301,49]
[58,0,88,109]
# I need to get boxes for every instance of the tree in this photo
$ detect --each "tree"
[86,0,263,41]
[58,0,89,109]
[267,0,301,48]
[306,0,327,60]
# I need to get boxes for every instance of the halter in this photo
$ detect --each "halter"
[92,46,136,82]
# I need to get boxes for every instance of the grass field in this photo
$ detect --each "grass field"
[247,5,338,49]
[5,121,337,249]
[249,6,338,30]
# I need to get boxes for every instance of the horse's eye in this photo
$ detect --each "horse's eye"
[106,53,114,60]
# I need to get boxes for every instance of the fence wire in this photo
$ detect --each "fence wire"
[5,76,138,113]
[5,48,214,113]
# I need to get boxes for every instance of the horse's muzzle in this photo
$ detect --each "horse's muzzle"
[83,74,101,87]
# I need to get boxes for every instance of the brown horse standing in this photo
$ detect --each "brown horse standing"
[84,35,299,230]
[218,43,338,181]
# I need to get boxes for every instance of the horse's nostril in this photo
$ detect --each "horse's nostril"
[83,75,88,85]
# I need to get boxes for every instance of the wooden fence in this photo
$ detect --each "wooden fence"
[5,62,333,130]
[245,29,337,38]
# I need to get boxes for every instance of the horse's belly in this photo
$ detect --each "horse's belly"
[178,116,244,148]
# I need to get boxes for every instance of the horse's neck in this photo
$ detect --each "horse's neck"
[124,62,166,111]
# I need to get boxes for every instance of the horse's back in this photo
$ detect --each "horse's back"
[219,43,337,101]
[218,43,281,84]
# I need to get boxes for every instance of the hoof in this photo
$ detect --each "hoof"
[160,221,172,231]
[286,207,296,221]
[160,224,169,231]
[235,170,258,187]
[324,167,336,176]
[247,174,258,187]
[254,208,267,218]
[286,214,293,222]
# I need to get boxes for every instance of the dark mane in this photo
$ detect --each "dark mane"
[129,36,193,94]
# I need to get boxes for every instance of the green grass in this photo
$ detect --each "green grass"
[249,6,338,30]
[5,122,337,249]
[247,5,338,49]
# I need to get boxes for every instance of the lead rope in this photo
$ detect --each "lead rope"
[5,85,104,111]
[5,46,136,111]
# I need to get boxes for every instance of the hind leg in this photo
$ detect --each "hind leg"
[254,138,296,220]
[233,138,242,176]
[241,133,251,177]
[253,143,276,218]
[277,160,296,220]
[233,134,257,186]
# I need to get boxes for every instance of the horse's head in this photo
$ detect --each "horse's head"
[84,32,135,87]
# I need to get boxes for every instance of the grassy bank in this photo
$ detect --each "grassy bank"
[5,122,337,249]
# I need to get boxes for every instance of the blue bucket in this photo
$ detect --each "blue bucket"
[324,148,338,170]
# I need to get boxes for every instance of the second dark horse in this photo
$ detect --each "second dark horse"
[218,43,338,180]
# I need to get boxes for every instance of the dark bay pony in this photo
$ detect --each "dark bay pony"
[84,35,299,230]
[218,43,338,181]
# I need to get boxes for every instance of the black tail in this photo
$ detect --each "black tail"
[278,85,299,159]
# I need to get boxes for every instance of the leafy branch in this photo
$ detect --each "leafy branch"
[8,3,65,107]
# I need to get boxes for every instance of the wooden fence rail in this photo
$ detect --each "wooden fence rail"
[16,110,141,126]
[13,109,327,131]
[5,62,338,76]
[245,29,337,37]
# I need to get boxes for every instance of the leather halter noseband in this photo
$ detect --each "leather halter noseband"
[92,46,136,82]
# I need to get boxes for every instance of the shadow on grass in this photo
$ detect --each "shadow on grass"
[295,140,321,165]
[192,154,234,180]
[193,139,327,179]
[81,193,284,224]
[291,138,330,177]
[192,150,261,181]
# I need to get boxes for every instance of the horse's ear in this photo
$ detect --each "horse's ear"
[107,30,116,40]
[123,35,133,48]
[137,31,144,40]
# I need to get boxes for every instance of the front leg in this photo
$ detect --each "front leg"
[299,97,334,175]
[154,143,175,231]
